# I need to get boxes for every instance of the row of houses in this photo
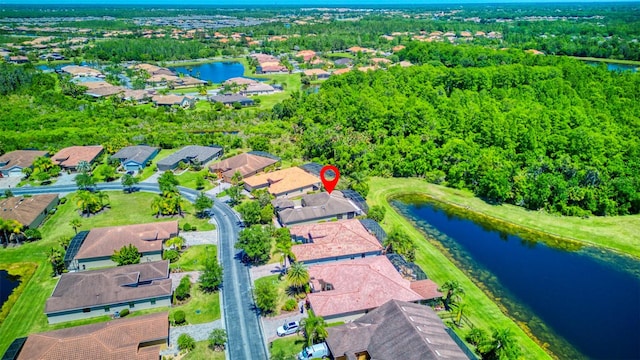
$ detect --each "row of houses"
[0,147,104,176]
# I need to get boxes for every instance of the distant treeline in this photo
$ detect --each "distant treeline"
[270,42,640,216]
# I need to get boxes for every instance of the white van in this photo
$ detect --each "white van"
[297,342,329,359]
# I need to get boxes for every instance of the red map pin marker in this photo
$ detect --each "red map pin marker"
[320,165,340,194]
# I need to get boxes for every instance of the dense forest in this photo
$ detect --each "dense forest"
[269,43,640,216]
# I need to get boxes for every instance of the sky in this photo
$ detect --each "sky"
[1,0,638,4]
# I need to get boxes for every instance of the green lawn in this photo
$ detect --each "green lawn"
[138,149,178,181]
[367,177,552,360]
[567,56,640,66]
[270,334,306,359]
[0,191,215,355]
[176,169,215,191]
[183,340,226,360]
[324,52,356,59]
[170,287,221,325]
[255,274,297,315]
[170,244,217,272]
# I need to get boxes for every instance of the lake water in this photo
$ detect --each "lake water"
[170,62,245,84]
[0,270,20,310]
[585,61,638,72]
[392,195,640,360]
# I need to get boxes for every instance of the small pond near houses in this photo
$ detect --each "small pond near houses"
[0,270,20,310]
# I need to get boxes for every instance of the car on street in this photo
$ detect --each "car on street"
[276,321,299,337]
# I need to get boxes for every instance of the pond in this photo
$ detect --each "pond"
[585,61,638,72]
[170,62,245,84]
[392,195,640,360]
[0,270,20,310]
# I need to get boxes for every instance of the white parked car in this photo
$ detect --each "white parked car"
[297,342,330,359]
[276,321,300,337]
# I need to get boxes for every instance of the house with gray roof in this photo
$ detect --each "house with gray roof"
[157,145,223,171]
[326,299,470,360]
[45,261,172,324]
[111,145,160,172]
[210,94,254,107]
[275,191,362,226]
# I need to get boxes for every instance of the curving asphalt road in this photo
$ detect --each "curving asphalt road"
[1,183,268,360]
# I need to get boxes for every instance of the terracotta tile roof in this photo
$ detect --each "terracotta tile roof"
[209,153,278,180]
[410,279,443,299]
[52,146,104,169]
[307,256,427,318]
[223,77,259,86]
[332,68,351,75]
[0,150,48,172]
[244,167,320,197]
[75,221,178,260]
[18,312,169,360]
[45,261,171,314]
[0,194,58,228]
[289,219,382,262]
[326,300,468,360]
[303,69,330,77]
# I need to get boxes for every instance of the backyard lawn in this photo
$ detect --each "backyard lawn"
[0,191,214,355]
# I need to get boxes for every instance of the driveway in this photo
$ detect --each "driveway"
[0,177,21,189]
[181,230,218,246]
[54,172,77,186]
[262,308,308,343]
[250,263,286,283]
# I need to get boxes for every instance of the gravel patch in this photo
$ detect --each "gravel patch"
[181,230,218,246]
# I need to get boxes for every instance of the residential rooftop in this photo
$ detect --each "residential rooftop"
[307,256,441,318]
[289,219,383,262]
[45,261,171,314]
[15,312,169,360]
[209,152,279,180]
[0,150,48,172]
[52,145,104,169]
[111,145,159,165]
[244,167,320,197]
[326,300,469,360]
[0,194,58,228]
[75,221,178,260]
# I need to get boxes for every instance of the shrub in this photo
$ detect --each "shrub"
[163,249,180,263]
[175,276,191,301]
[59,197,68,204]
[367,205,386,222]
[24,228,42,241]
[177,333,195,351]
[282,298,297,312]
[173,310,186,325]
[208,329,228,351]
[182,223,192,231]
[190,226,196,231]
[119,308,130,317]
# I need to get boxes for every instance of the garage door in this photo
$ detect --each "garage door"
[8,168,23,177]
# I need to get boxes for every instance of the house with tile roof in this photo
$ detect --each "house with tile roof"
[289,219,383,265]
[326,300,470,360]
[209,152,279,182]
[274,191,362,226]
[70,221,179,271]
[157,145,223,171]
[111,145,160,172]
[303,68,330,79]
[0,150,48,178]
[244,167,320,199]
[306,256,442,322]
[0,194,59,229]
[45,261,172,324]
[52,145,104,172]
[5,312,169,360]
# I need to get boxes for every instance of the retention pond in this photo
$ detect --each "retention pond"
[392,194,640,359]
[0,270,20,310]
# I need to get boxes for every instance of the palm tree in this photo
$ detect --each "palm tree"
[165,236,185,250]
[439,280,465,310]
[48,247,65,276]
[300,314,328,347]
[286,262,309,294]
[0,219,22,246]
[151,196,165,217]
[74,190,94,216]
[272,240,294,269]
[69,218,82,234]
[95,191,110,209]
[76,160,91,174]
[478,327,521,360]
